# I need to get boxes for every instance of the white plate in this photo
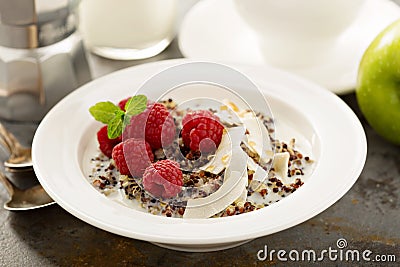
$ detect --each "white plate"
[32,59,367,252]
[178,0,400,94]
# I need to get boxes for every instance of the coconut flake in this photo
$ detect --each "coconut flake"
[272,152,290,184]
[200,126,245,175]
[241,111,273,165]
[236,188,248,203]
[183,171,247,218]
[184,148,248,219]
[247,156,268,182]
[215,99,245,126]
[217,99,274,166]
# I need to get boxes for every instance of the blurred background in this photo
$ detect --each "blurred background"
[0,0,399,266]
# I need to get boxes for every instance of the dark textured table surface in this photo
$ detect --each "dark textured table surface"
[1,19,400,267]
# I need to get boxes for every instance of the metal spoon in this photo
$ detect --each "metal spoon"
[0,171,54,211]
[0,123,33,169]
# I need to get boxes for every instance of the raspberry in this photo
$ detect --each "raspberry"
[118,97,131,111]
[181,110,224,153]
[143,159,183,199]
[112,138,154,177]
[97,126,122,158]
[123,102,175,149]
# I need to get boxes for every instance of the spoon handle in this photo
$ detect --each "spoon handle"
[0,122,24,155]
[0,123,17,152]
[0,171,14,197]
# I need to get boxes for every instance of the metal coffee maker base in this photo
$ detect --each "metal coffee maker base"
[0,34,91,121]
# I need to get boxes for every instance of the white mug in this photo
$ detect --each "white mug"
[234,0,365,68]
[79,0,177,60]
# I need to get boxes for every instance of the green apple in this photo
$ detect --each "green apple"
[357,19,400,145]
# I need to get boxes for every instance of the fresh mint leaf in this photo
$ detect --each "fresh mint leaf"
[89,101,120,124]
[125,95,147,117]
[89,95,148,139]
[123,112,132,129]
[107,111,124,139]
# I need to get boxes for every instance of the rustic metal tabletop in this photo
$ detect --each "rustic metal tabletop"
[1,2,400,266]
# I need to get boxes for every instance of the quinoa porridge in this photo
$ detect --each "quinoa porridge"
[86,96,314,219]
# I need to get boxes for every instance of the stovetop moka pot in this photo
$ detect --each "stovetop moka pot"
[0,0,91,121]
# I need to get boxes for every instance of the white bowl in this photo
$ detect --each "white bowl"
[32,59,367,252]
